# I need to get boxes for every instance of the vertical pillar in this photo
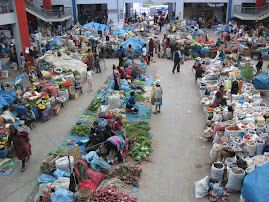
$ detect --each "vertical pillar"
[11,0,31,64]
[175,0,184,21]
[72,0,77,24]
[43,0,52,10]
[227,0,232,22]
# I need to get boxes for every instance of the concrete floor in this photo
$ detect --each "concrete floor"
[1,28,269,202]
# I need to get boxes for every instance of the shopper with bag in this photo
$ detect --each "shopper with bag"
[152,80,163,114]
[7,125,31,172]
[141,44,150,65]
[172,48,182,73]
[86,49,94,70]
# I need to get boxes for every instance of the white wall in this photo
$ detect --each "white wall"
[51,0,72,7]
[0,12,17,26]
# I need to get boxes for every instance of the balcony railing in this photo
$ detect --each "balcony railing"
[0,0,13,14]
[234,4,269,17]
[25,0,72,19]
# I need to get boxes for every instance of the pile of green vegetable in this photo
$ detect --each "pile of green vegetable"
[135,95,146,102]
[124,121,152,161]
[129,139,152,161]
[71,124,91,136]
[73,70,80,76]
[88,101,101,112]
[124,121,150,139]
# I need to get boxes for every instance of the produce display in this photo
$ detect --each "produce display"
[71,124,92,136]
[114,164,142,185]
[92,185,136,202]
[89,101,101,112]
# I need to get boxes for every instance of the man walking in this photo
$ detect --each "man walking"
[172,48,182,73]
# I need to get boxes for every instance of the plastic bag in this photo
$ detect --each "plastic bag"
[87,168,105,187]
[51,189,76,202]
[195,176,209,198]
[81,151,99,165]
[211,162,224,184]
[90,159,110,172]
[95,118,108,130]
[39,177,70,196]
[108,93,121,109]
[74,159,88,178]
[54,168,70,179]
[55,156,74,173]
[225,167,245,191]
[79,179,97,193]
[38,174,56,184]
[97,105,110,118]
[247,143,256,156]
[210,144,222,159]
[256,140,265,155]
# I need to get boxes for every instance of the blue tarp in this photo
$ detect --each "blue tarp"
[241,163,269,202]
[113,26,136,36]
[50,36,64,48]
[85,31,92,35]
[253,72,269,90]
[83,22,110,32]
[116,36,147,56]
[0,91,17,110]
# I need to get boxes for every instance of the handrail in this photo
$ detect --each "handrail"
[234,4,269,16]
[25,0,72,19]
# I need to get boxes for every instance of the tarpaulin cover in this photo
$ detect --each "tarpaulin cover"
[116,36,147,56]
[241,163,269,202]
[51,189,76,202]
[0,91,17,110]
[113,28,129,37]
[85,31,92,35]
[83,22,110,32]
[253,72,269,90]
[50,36,64,48]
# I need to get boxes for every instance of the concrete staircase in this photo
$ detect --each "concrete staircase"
[233,4,269,21]
[25,0,72,22]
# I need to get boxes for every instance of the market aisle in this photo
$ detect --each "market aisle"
[0,59,119,202]
[138,57,213,201]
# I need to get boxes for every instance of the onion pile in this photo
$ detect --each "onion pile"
[93,185,136,202]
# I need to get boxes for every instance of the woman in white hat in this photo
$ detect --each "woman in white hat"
[152,80,163,114]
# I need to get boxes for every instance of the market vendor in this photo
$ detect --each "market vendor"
[117,66,125,79]
[128,79,145,92]
[132,62,141,79]
[105,134,125,163]
[21,106,35,128]
[215,39,223,48]
[126,92,138,113]
[103,125,115,141]
[214,85,227,107]
[90,121,99,137]
[111,117,123,132]
[1,105,18,123]
[85,129,105,152]
[223,106,234,121]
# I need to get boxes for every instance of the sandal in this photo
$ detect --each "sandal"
[157,111,161,113]
[153,112,157,114]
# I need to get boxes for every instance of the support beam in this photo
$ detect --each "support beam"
[12,0,31,64]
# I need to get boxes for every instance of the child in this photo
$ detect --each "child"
[95,56,101,73]
[87,69,93,92]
